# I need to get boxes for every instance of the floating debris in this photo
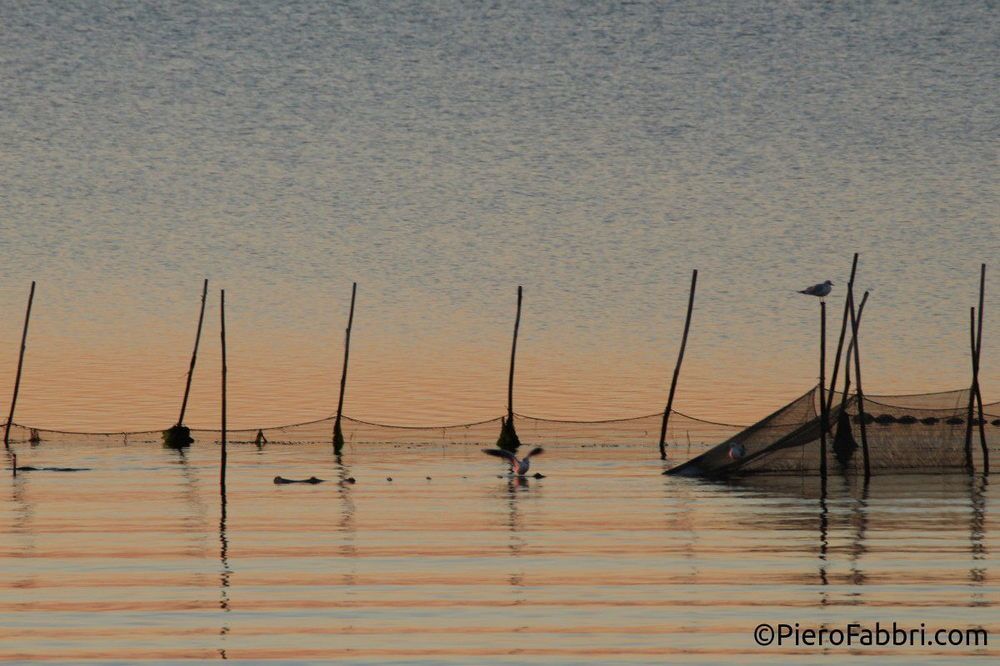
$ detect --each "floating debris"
[15,466,90,472]
[273,476,325,484]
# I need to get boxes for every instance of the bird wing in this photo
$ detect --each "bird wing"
[799,284,817,295]
[523,447,544,460]
[483,448,517,462]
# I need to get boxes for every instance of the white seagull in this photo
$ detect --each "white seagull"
[483,447,543,476]
[798,280,834,298]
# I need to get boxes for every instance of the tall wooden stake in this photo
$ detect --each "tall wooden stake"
[819,301,828,479]
[966,307,977,471]
[975,265,988,474]
[825,253,859,417]
[178,279,208,426]
[508,286,522,423]
[847,285,870,479]
[496,286,524,453]
[838,291,869,414]
[659,270,698,459]
[4,281,35,449]
[220,289,227,489]
[964,265,988,473]
[333,282,357,452]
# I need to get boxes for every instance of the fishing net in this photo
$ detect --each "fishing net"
[1,408,742,453]
[667,386,999,477]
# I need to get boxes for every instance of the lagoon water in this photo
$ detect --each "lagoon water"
[0,0,997,432]
[1,2,998,662]
[1,440,997,662]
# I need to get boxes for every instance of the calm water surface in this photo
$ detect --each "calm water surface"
[1,1,998,430]
[1,441,996,662]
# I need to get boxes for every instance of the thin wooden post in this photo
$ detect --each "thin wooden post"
[837,290,869,414]
[825,253,859,417]
[508,286,522,422]
[497,286,524,452]
[847,285,870,479]
[4,281,35,449]
[965,265,988,472]
[220,289,227,489]
[975,264,988,474]
[178,279,209,426]
[965,307,976,470]
[659,269,698,459]
[333,282,357,452]
[819,301,828,479]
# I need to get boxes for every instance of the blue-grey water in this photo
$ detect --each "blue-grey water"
[0,3,998,662]
[1,0,997,431]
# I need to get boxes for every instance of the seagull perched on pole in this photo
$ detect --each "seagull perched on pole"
[483,447,543,476]
[798,280,834,299]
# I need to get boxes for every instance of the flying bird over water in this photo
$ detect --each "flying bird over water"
[483,447,543,476]
[798,280,834,298]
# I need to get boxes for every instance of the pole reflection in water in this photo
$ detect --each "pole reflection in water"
[218,482,231,660]
[818,476,830,598]
[334,454,357,590]
[505,477,529,604]
[848,477,870,597]
[969,474,988,601]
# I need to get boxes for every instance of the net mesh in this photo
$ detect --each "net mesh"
[1,409,743,453]
[6,387,998,476]
[668,386,999,477]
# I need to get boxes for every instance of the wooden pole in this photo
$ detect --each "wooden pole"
[178,279,208,426]
[4,281,35,449]
[333,282,357,452]
[975,264,988,474]
[659,269,698,459]
[847,285,870,479]
[965,265,988,472]
[507,286,522,423]
[220,289,227,489]
[838,290,869,414]
[825,253,859,417]
[819,301,828,478]
[965,307,976,470]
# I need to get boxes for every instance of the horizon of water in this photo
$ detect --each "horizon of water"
[1,440,996,663]
[1,1,998,433]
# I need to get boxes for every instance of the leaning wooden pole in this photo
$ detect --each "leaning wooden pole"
[179,278,209,426]
[847,286,870,479]
[164,279,208,447]
[964,265,988,472]
[659,269,698,459]
[837,290,869,414]
[508,286,522,422]
[975,265,989,474]
[819,300,828,479]
[220,289,227,490]
[965,307,977,470]
[825,253,859,418]
[333,282,357,453]
[497,286,523,452]
[4,281,35,449]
